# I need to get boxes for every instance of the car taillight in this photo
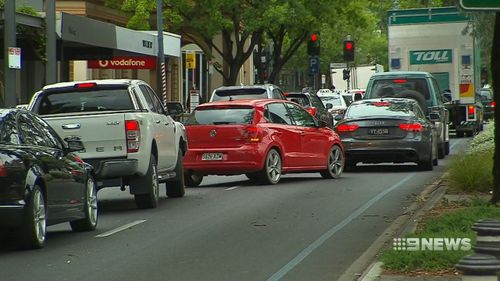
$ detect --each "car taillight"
[0,161,7,177]
[245,126,261,143]
[125,120,140,153]
[491,101,496,108]
[74,82,97,89]
[399,123,423,132]
[336,123,359,132]
[307,107,317,116]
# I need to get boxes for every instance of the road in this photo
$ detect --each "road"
[0,138,469,281]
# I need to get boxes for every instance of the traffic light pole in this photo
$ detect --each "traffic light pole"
[346,63,350,92]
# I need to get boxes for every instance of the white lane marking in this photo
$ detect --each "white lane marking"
[225,186,240,191]
[266,173,416,281]
[95,220,147,238]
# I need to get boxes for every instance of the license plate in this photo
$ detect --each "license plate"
[368,128,389,135]
[201,153,223,161]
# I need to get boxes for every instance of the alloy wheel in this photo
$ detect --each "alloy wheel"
[33,189,46,245]
[266,150,282,184]
[328,146,344,178]
[86,177,98,227]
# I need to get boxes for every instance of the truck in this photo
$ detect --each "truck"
[329,64,384,92]
[387,6,483,137]
[28,79,187,209]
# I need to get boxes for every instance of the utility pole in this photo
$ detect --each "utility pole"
[44,0,56,84]
[156,0,167,104]
[4,0,16,107]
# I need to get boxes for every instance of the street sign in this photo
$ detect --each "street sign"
[186,52,196,69]
[330,63,345,69]
[460,0,500,10]
[8,47,21,69]
[309,56,319,75]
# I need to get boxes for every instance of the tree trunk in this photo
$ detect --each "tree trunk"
[489,12,500,204]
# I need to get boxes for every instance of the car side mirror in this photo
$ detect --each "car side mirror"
[428,112,440,122]
[166,102,184,117]
[334,114,344,121]
[442,92,452,103]
[326,103,333,109]
[64,137,85,152]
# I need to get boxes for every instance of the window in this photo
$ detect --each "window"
[265,103,293,125]
[285,103,316,127]
[185,106,254,125]
[37,87,133,115]
[31,114,63,149]
[18,113,50,147]
[346,101,413,119]
[139,85,157,113]
[144,86,167,115]
[0,112,20,145]
[412,103,426,119]
[273,89,285,99]
[310,95,325,109]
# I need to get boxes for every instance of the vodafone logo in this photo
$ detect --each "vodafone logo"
[88,57,156,69]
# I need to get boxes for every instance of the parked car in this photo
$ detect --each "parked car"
[183,99,345,186]
[0,108,97,249]
[318,94,348,123]
[209,84,286,102]
[285,92,334,128]
[334,98,439,171]
[363,71,449,159]
[479,88,495,120]
[28,80,187,209]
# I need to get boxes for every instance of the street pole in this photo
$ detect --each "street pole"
[4,0,16,107]
[156,0,167,105]
[44,0,56,84]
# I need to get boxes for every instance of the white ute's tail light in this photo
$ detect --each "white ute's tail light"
[125,120,140,153]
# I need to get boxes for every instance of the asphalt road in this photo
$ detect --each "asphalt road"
[0,137,470,281]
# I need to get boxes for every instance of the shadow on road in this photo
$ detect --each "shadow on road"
[347,163,421,173]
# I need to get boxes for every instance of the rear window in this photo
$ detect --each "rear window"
[346,101,414,118]
[212,88,267,101]
[36,88,134,115]
[320,96,344,106]
[185,106,255,125]
[287,95,310,107]
[368,78,431,106]
[480,90,493,100]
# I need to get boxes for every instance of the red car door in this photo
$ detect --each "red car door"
[285,103,329,167]
[263,102,303,168]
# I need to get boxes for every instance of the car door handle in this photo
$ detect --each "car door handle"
[155,120,161,124]
[164,122,170,126]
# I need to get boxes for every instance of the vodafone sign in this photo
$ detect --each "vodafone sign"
[88,57,156,69]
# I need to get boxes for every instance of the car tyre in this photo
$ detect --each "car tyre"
[166,149,186,197]
[185,171,203,187]
[257,149,282,185]
[437,140,445,159]
[320,145,344,179]
[456,131,465,138]
[418,147,434,171]
[70,175,98,232]
[445,141,450,155]
[18,185,46,249]
[245,172,259,182]
[133,154,160,209]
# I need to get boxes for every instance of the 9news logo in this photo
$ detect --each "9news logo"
[393,238,472,251]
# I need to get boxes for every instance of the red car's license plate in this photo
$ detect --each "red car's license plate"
[201,153,223,161]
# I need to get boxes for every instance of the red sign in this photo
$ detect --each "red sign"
[88,57,156,69]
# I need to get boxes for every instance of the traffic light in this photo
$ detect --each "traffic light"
[307,32,320,56]
[343,40,355,62]
[343,68,350,81]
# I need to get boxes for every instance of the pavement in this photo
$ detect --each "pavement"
[341,174,475,281]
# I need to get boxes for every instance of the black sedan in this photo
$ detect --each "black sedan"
[0,109,98,249]
[334,98,439,171]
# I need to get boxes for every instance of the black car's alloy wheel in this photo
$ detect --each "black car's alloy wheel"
[18,185,46,249]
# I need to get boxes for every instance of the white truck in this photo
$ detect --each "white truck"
[387,6,483,137]
[28,79,187,209]
[330,64,384,91]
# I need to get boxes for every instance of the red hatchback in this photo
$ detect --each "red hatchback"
[183,99,345,186]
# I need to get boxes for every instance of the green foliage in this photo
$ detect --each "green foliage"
[381,205,500,272]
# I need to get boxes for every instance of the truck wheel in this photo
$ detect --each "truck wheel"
[320,145,344,179]
[17,185,46,249]
[133,154,159,209]
[437,141,445,159]
[257,149,282,185]
[70,174,98,232]
[456,131,464,138]
[466,130,473,137]
[166,149,185,198]
[445,141,450,155]
[185,171,203,187]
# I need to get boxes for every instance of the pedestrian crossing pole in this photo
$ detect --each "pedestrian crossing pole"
[157,0,167,105]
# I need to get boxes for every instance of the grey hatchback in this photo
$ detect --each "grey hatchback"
[335,98,439,171]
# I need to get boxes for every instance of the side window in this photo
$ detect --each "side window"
[285,103,316,127]
[145,86,167,115]
[0,113,20,145]
[310,95,325,109]
[18,113,50,147]
[431,78,443,104]
[31,114,63,149]
[273,89,285,99]
[139,85,156,112]
[413,103,426,119]
[265,103,293,125]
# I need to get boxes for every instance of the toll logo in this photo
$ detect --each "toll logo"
[410,49,452,64]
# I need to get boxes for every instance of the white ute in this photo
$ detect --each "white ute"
[28,79,187,209]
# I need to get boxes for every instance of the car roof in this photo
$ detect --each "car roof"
[195,99,285,109]
[370,71,432,78]
[41,79,137,90]
[213,84,276,91]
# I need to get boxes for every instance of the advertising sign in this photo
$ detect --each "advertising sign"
[88,57,156,69]
[410,49,452,65]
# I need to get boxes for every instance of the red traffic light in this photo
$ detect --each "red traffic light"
[311,33,319,42]
[345,41,353,50]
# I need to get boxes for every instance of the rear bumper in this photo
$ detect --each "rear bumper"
[184,146,264,175]
[343,138,430,164]
[84,158,139,179]
[0,204,24,228]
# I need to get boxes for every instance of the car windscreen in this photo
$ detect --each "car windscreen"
[369,78,431,106]
[185,106,255,125]
[480,90,493,100]
[286,95,310,107]
[345,101,414,118]
[212,88,267,101]
[320,96,344,106]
